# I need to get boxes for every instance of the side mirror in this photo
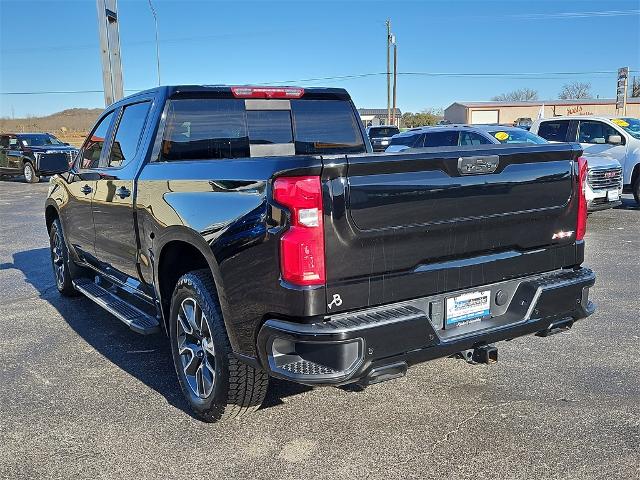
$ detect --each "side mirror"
[607,135,622,145]
[38,153,71,175]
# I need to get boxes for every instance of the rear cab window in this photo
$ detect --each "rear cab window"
[368,127,400,138]
[159,92,365,161]
[537,121,570,142]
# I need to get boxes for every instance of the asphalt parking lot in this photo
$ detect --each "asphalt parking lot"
[0,177,638,480]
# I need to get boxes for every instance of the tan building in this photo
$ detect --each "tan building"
[444,98,640,125]
[357,108,402,127]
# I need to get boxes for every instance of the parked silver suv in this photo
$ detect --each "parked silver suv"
[531,116,636,205]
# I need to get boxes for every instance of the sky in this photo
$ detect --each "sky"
[0,0,639,118]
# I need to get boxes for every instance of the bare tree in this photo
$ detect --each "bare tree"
[491,88,539,102]
[558,81,592,99]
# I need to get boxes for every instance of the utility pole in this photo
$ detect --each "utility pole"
[392,37,397,126]
[96,0,124,106]
[386,19,391,125]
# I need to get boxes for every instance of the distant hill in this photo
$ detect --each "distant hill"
[0,108,103,146]
[0,108,103,132]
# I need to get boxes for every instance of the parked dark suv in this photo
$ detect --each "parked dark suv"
[0,132,77,183]
[366,125,400,151]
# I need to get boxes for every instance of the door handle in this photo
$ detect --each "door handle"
[116,186,131,199]
[81,184,93,195]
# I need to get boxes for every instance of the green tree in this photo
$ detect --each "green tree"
[401,109,442,128]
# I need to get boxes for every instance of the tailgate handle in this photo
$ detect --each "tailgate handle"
[457,155,500,175]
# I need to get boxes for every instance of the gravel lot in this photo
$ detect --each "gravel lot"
[1,178,638,480]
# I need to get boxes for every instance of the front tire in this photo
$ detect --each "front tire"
[169,269,269,422]
[49,218,79,296]
[23,162,39,183]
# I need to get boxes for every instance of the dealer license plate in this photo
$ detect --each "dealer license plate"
[381,140,389,145]
[445,290,491,327]
[607,190,619,201]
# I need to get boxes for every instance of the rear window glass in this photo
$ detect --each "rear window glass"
[160,97,365,160]
[390,134,419,147]
[247,110,293,144]
[537,121,570,142]
[290,100,365,155]
[161,99,249,161]
[369,127,400,138]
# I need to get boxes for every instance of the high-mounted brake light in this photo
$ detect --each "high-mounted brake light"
[231,86,304,99]
[273,176,325,286]
[576,156,588,241]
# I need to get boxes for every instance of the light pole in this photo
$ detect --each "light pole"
[386,19,391,125]
[148,0,161,86]
[391,34,397,126]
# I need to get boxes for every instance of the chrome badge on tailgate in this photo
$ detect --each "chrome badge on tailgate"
[457,155,500,175]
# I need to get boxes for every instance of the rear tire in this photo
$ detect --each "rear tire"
[169,269,269,422]
[633,176,640,205]
[23,162,39,183]
[49,218,79,297]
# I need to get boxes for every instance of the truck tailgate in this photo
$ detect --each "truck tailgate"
[321,143,584,313]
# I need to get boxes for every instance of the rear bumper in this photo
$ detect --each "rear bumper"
[257,268,595,386]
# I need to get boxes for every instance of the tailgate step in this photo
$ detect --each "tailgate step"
[72,278,160,335]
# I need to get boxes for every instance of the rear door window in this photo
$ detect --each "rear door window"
[537,121,570,142]
[108,101,151,167]
[291,100,365,154]
[390,134,419,147]
[460,131,492,146]
[423,130,459,147]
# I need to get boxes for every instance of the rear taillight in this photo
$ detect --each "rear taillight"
[273,176,325,286]
[576,156,588,241]
[231,86,304,99]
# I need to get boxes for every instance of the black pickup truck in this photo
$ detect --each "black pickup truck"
[0,132,77,183]
[45,85,595,422]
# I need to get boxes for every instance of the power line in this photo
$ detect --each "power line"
[1,70,639,95]
[506,9,640,19]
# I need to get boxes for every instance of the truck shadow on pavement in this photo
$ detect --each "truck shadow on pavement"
[2,247,311,419]
[614,197,640,210]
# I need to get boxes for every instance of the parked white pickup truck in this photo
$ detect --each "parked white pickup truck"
[531,116,640,206]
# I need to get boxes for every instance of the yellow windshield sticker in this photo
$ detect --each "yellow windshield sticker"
[612,118,629,127]
[494,131,509,141]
